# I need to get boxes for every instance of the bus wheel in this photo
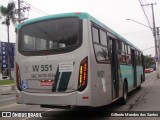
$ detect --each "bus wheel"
[120,81,128,105]
[136,85,141,90]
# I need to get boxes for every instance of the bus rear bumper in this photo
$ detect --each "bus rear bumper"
[16,90,92,106]
[16,91,77,106]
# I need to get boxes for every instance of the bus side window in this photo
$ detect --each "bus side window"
[117,40,122,63]
[100,30,107,46]
[141,54,145,68]
[92,27,100,43]
[92,26,109,63]
[139,53,142,65]
[108,38,112,54]
[108,38,112,61]
[138,52,141,65]
[126,45,131,64]
[125,44,128,63]
[121,42,126,64]
[136,51,139,65]
[125,44,128,54]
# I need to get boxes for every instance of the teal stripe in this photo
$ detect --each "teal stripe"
[52,66,60,92]
[120,65,134,86]
[58,62,75,92]
[58,72,72,92]
[120,65,143,86]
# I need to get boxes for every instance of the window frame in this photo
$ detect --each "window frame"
[91,23,109,64]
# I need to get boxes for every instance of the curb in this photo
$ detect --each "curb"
[0,84,15,95]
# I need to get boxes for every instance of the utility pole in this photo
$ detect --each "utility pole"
[157,27,160,55]
[151,3,158,56]
[142,3,159,78]
[151,3,159,78]
[142,3,157,55]
[18,0,21,23]
[17,0,30,23]
[157,27,160,78]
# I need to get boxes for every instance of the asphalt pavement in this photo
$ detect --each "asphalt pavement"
[0,72,160,120]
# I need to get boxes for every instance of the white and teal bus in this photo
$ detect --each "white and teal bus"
[15,12,145,108]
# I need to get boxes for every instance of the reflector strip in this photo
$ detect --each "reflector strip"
[80,66,83,74]
[82,96,89,99]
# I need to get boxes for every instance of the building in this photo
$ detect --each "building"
[0,42,15,76]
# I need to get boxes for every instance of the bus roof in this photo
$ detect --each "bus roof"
[16,12,142,52]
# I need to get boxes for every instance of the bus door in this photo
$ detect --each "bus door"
[109,37,119,100]
[141,54,145,82]
[131,49,137,88]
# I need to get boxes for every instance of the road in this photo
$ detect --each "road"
[0,71,158,120]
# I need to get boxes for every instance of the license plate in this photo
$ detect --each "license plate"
[40,80,54,86]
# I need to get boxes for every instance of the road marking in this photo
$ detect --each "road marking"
[0,103,17,110]
[0,97,16,102]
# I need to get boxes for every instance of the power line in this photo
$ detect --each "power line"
[30,4,49,15]
[15,0,30,23]
[121,29,150,35]
[138,0,152,31]
[30,7,47,16]
[142,3,157,55]
[23,0,49,16]
[142,46,155,51]
[15,0,49,22]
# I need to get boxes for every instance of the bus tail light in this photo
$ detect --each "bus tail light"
[16,63,22,91]
[78,57,88,91]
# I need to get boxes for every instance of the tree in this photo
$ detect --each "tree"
[144,55,155,68]
[0,1,17,79]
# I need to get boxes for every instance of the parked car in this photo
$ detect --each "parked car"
[145,68,151,73]
[150,68,154,72]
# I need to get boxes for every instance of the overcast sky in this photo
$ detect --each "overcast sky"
[0,0,160,56]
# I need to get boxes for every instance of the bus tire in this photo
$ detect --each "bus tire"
[136,85,141,90]
[120,81,128,105]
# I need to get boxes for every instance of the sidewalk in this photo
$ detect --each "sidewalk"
[0,84,15,95]
[132,78,160,111]
[124,74,160,120]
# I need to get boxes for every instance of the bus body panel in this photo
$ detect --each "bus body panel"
[16,52,84,93]
[20,91,77,105]
[15,12,145,107]
[15,19,94,106]
[87,21,112,106]
[90,64,112,106]
[120,65,134,92]
[136,66,143,86]
[120,65,143,92]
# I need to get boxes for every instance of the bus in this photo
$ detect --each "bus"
[15,12,145,108]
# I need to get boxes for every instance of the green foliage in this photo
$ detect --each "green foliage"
[0,1,17,26]
[0,80,15,85]
[0,1,17,80]
[144,55,155,68]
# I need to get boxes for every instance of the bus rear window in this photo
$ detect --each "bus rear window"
[19,17,81,55]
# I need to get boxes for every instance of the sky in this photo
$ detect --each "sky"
[0,0,160,56]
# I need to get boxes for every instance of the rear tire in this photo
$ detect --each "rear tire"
[136,85,141,90]
[120,82,128,105]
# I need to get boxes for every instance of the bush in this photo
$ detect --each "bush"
[0,80,15,85]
